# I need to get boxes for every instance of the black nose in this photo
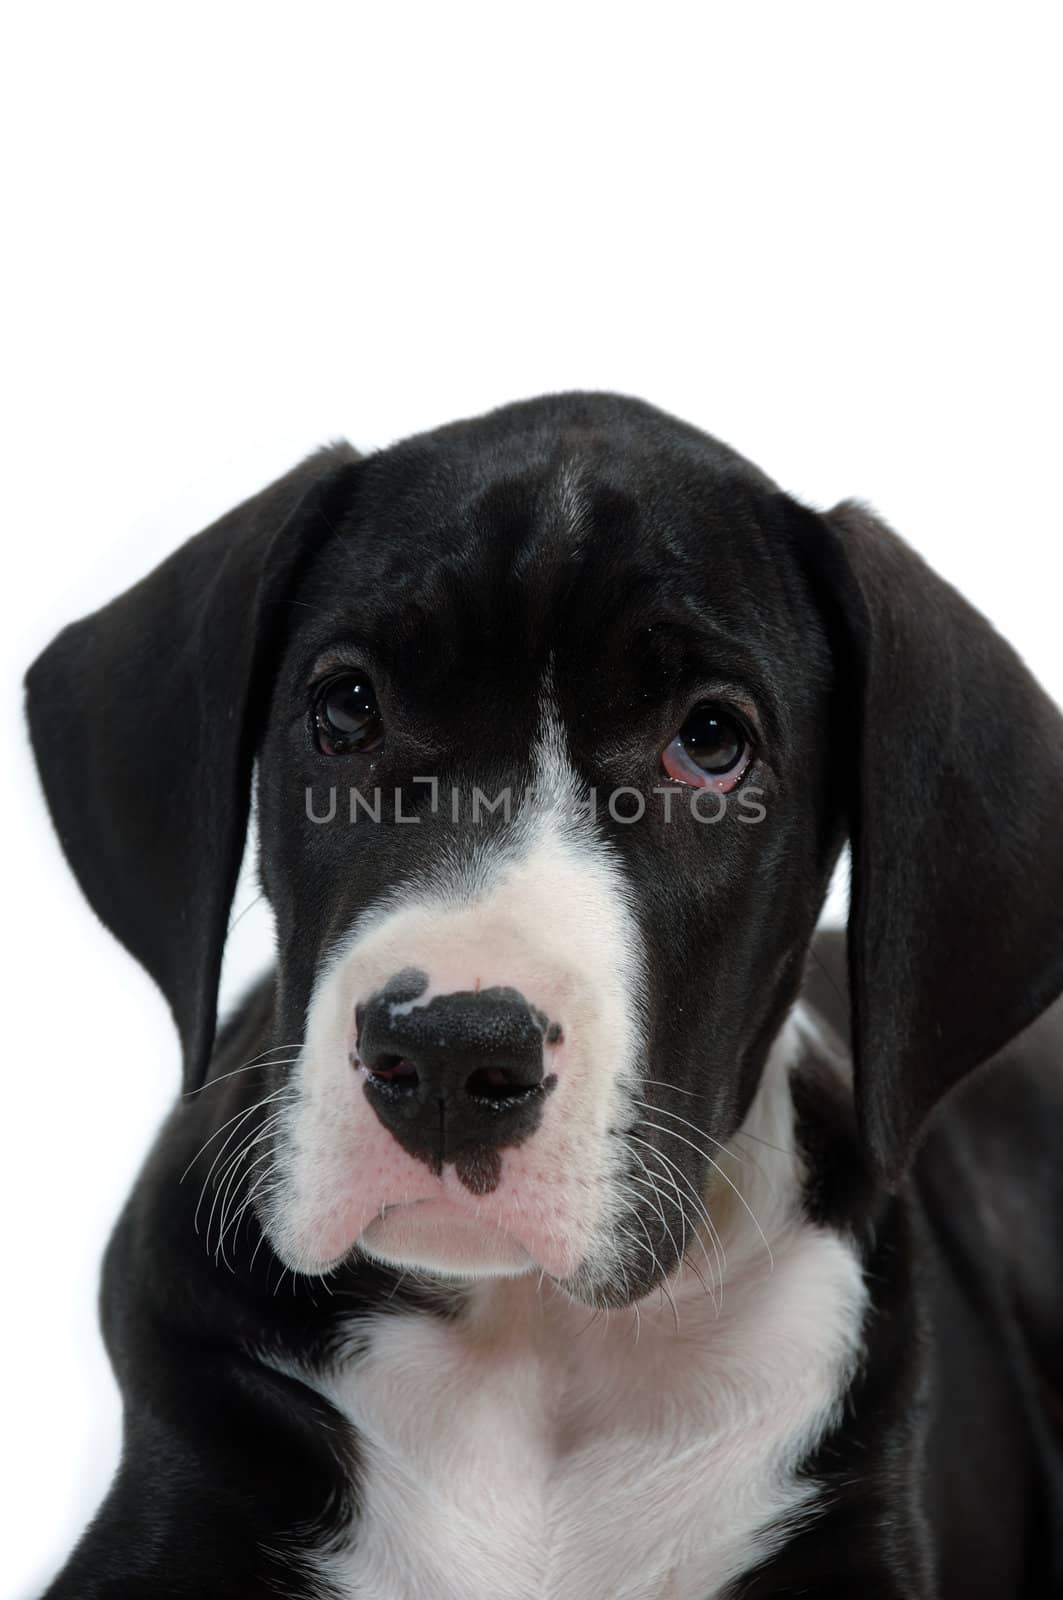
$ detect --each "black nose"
[355,983,556,1189]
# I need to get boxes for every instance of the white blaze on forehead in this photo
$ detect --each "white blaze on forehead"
[264,700,646,1280]
[331,711,635,1024]
[554,458,591,548]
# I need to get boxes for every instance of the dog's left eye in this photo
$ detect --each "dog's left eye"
[313,674,383,755]
[661,704,752,791]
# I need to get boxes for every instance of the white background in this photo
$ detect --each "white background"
[3,5,1061,1594]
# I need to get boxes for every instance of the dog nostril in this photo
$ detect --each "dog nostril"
[367,1055,420,1092]
[464,1065,540,1106]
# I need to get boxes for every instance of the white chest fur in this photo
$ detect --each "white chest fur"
[305,1220,866,1600]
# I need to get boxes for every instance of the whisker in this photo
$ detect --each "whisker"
[248,1206,275,1276]
[218,1167,283,1262]
[638,1077,699,1099]
[182,1100,265,1182]
[624,1131,727,1300]
[732,1128,795,1157]
[631,1100,785,1219]
[637,1117,775,1274]
[620,1162,719,1311]
[631,1100,749,1164]
[184,1046,305,1098]
[206,1104,293,1258]
[191,1087,293,1234]
[210,1102,291,1201]
[227,892,267,937]
[617,1212,680,1333]
[212,1125,284,1257]
[617,1176,699,1318]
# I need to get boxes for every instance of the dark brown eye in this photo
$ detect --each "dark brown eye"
[661,704,752,791]
[313,674,383,756]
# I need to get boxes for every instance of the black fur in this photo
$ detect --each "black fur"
[25,395,1063,1596]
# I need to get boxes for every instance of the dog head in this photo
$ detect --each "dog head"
[27,395,1063,1304]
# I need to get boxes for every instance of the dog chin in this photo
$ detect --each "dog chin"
[358,1200,536,1279]
[356,1206,649,1309]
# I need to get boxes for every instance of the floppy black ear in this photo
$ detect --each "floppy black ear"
[811,501,1063,1183]
[25,443,360,1089]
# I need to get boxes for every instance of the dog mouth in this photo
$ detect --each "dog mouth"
[358,1195,535,1277]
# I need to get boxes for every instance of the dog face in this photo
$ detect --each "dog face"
[252,413,840,1298]
[27,395,1063,1307]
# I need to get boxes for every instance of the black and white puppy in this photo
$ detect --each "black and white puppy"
[27,395,1063,1599]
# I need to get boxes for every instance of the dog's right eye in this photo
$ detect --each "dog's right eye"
[313,674,383,756]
